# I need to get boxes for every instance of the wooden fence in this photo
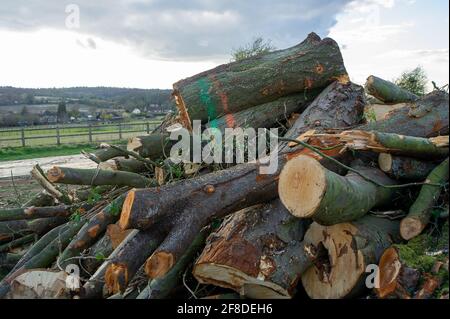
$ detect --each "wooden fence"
[0,121,161,148]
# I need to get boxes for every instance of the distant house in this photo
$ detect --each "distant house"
[131,108,141,115]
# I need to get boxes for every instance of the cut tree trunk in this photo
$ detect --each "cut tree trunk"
[127,133,173,159]
[357,90,449,137]
[57,193,127,269]
[0,219,86,298]
[313,130,449,159]
[206,91,319,132]
[365,75,418,104]
[378,154,437,180]
[0,204,85,222]
[84,146,126,163]
[400,158,449,240]
[376,246,420,299]
[21,191,55,208]
[193,200,312,299]
[138,229,208,299]
[103,227,166,295]
[173,32,348,124]
[278,155,398,225]
[282,81,365,141]
[47,166,154,188]
[301,216,401,299]
[0,253,23,270]
[118,81,367,279]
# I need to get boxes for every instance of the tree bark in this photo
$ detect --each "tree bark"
[378,153,437,180]
[315,130,448,159]
[57,194,127,269]
[47,166,155,188]
[0,220,85,298]
[357,90,449,137]
[400,158,449,240]
[0,253,23,270]
[279,155,398,225]
[0,217,67,244]
[193,200,312,299]
[301,216,401,299]
[0,234,35,253]
[205,91,319,132]
[376,246,420,299]
[118,81,366,279]
[103,227,166,295]
[0,204,87,222]
[138,229,208,299]
[365,75,419,104]
[173,32,348,123]
[127,133,173,159]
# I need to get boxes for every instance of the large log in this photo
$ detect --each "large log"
[206,91,319,132]
[313,130,448,159]
[118,81,367,279]
[47,166,154,188]
[365,75,419,104]
[193,200,312,299]
[278,155,398,225]
[173,32,348,124]
[378,154,437,180]
[357,90,449,137]
[301,216,400,299]
[400,158,449,240]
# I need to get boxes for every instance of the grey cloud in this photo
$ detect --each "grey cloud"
[0,0,351,60]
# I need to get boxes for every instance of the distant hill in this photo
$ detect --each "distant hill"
[0,86,174,110]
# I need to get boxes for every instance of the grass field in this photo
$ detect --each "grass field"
[0,118,162,148]
[0,140,127,161]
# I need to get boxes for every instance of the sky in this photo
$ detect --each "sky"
[0,0,448,89]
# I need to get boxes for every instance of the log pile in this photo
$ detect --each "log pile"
[0,32,448,300]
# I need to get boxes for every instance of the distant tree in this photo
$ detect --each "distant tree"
[68,106,80,118]
[57,101,68,123]
[394,66,428,96]
[231,37,276,62]
[20,106,29,116]
[24,93,35,105]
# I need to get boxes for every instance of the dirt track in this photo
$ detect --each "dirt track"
[0,154,98,179]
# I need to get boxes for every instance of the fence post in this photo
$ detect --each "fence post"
[146,122,150,134]
[118,123,122,140]
[88,124,93,143]
[21,127,25,147]
[56,126,61,146]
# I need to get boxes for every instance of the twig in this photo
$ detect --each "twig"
[103,144,158,168]
[182,269,197,299]
[9,170,22,206]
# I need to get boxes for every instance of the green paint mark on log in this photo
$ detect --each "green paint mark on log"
[198,78,217,126]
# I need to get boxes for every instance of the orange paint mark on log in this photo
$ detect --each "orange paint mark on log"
[315,63,324,74]
[73,240,86,249]
[304,78,314,89]
[88,224,101,238]
[204,184,216,194]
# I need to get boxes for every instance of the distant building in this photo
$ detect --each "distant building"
[131,108,141,115]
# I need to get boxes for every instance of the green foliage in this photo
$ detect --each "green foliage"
[70,210,82,222]
[394,66,428,96]
[95,252,106,261]
[363,107,377,123]
[231,37,276,62]
[87,188,102,205]
[108,200,121,216]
